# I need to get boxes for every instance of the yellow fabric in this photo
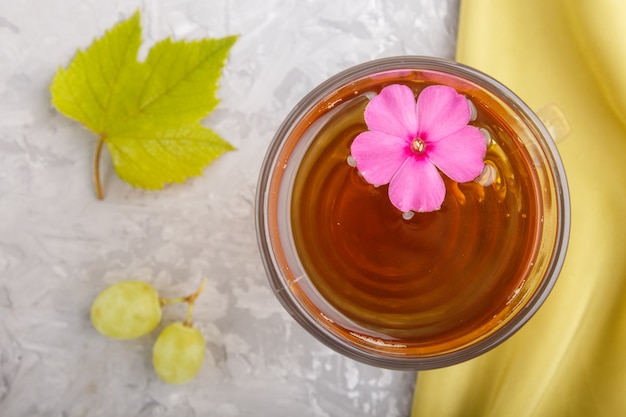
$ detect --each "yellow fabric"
[411,1,626,416]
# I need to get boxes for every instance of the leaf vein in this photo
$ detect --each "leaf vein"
[99,18,142,129]
[106,40,230,132]
[61,66,97,131]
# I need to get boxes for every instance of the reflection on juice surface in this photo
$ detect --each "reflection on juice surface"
[290,74,542,354]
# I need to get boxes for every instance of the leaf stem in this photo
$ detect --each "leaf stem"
[94,135,106,200]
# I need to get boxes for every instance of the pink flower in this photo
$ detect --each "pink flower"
[350,84,487,213]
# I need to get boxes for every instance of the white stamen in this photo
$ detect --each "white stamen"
[346,155,357,167]
[411,138,426,154]
[402,211,415,220]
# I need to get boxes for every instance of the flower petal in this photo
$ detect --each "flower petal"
[388,156,446,212]
[351,131,410,185]
[427,125,487,182]
[417,85,471,141]
[365,84,418,139]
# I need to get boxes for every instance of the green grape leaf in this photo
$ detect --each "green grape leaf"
[50,10,237,198]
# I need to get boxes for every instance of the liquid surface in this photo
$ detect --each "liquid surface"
[291,83,541,348]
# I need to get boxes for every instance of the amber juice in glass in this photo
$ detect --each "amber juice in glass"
[256,57,569,369]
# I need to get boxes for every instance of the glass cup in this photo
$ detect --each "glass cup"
[255,56,570,370]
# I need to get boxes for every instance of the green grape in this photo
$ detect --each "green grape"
[153,322,205,384]
[91,280,162,339]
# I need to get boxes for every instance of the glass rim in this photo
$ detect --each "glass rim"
[255,55,571,370]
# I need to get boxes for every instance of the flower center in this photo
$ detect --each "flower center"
[411,138,426,154]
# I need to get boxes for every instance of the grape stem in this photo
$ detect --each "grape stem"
[159,279,208,326]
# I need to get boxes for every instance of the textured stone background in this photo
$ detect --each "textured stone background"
[0,0,459,415]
